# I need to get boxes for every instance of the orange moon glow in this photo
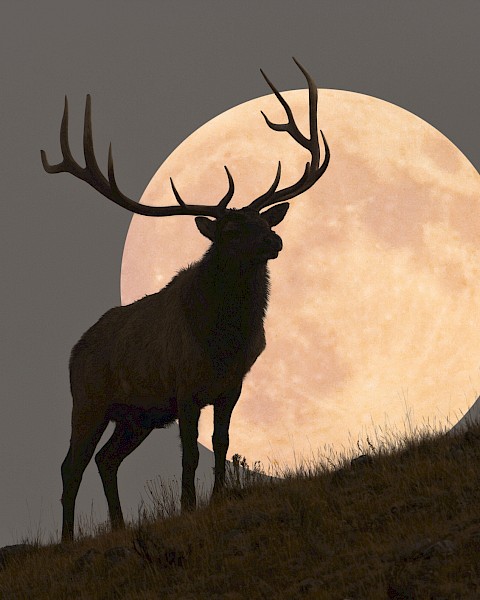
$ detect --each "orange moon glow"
[121,89,480,467]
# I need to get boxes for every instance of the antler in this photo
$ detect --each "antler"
[247,57,330,212]
[41,59,328,218]
[41,95,235,218]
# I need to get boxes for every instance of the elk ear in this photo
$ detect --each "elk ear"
[195,216,216,241]
[260,202,290,227]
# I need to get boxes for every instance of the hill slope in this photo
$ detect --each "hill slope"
[0,423,479,599]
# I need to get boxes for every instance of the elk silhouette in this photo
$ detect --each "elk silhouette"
[41,58,330,542]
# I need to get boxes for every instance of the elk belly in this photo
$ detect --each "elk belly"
[106,402,177,429]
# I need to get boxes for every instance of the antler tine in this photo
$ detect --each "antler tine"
[247,58,329,212]
[41,96,74,175]
[292,57,320,168]
[169,177,187,208]
[42,96,236,219]
[169,165,234,215]
[59,96,78,170]
[83,95,109,192]
[217,166,235,210]
[247,162,282,209]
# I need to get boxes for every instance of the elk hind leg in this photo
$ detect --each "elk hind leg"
[95,419,153,530]
[61,416,108,542]
[178,401,201,512]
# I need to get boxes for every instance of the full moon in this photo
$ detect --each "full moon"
[121,88,480,467]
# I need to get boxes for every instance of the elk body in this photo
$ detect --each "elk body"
[41,59,329,542]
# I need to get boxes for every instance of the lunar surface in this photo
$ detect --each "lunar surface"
[121,88,480,467]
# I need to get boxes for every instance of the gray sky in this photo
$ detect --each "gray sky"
[2,1,479,546]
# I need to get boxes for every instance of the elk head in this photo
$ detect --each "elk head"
[195,205,286,267]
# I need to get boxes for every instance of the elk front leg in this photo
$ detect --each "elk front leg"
[178,400,201,512]
[212,383,242,497]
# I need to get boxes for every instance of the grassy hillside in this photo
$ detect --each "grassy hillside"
[0,421,479,599]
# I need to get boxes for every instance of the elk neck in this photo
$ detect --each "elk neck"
[182,245,270,370]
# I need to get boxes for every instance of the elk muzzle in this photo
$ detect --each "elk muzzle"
[262,232,283,260]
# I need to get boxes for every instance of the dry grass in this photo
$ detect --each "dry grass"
[1,420,479,599]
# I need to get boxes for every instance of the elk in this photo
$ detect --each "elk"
[41,58,330,542]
